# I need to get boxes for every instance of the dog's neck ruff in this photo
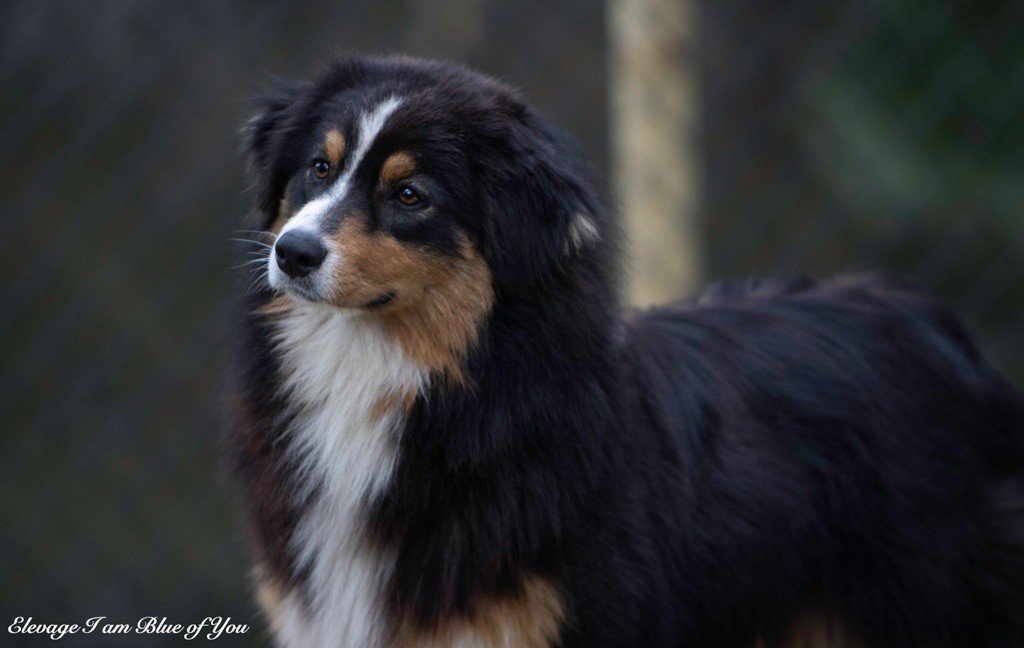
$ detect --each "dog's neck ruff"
[268,300,424,647]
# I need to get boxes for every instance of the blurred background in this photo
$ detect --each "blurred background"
[1,0,1021,645]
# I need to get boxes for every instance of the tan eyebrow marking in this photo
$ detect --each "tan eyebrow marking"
[379,151,417,186]
[323,129,345,168]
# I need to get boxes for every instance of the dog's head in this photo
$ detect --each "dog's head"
[244,55,603,320]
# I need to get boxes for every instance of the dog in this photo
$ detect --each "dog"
[230,54,1024,647]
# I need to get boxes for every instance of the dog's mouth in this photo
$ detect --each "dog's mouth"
[281,283,397,311]
[279,279,323,304]
[363,292,397,309]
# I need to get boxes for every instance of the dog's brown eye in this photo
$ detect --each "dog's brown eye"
[312,160,330,180]
[396,186,421,207]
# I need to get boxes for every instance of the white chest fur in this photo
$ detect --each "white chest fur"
[267,302,424,648]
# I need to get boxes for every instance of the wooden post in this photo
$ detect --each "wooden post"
[609,0,702,306]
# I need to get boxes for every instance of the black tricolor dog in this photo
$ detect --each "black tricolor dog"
[230,54,1024,647]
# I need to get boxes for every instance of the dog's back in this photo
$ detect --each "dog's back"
[623,273,1024,646]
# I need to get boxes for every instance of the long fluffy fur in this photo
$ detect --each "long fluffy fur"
[230,54,1024,647]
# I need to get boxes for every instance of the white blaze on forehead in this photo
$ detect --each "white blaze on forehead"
[279,96,404,236]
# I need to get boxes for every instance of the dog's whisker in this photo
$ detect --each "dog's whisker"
[232,229,278,241]
[228,237,274,249]
[245,272,269,294]
[230,258,270,269]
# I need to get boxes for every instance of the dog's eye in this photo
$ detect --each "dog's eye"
[395,186,423,208]
[312,159,330,180]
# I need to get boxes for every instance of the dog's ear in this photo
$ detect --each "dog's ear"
[476,102,601,291]
[242,81,304,226]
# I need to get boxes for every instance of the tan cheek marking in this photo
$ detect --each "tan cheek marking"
[329,219,495,382]
[395,577,564,648]
[379,151,417,186]
[330,217,438,306]
[323,129,345,168]
[380,240,494,384]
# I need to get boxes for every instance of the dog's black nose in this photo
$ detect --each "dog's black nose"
[275,230,328,278]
